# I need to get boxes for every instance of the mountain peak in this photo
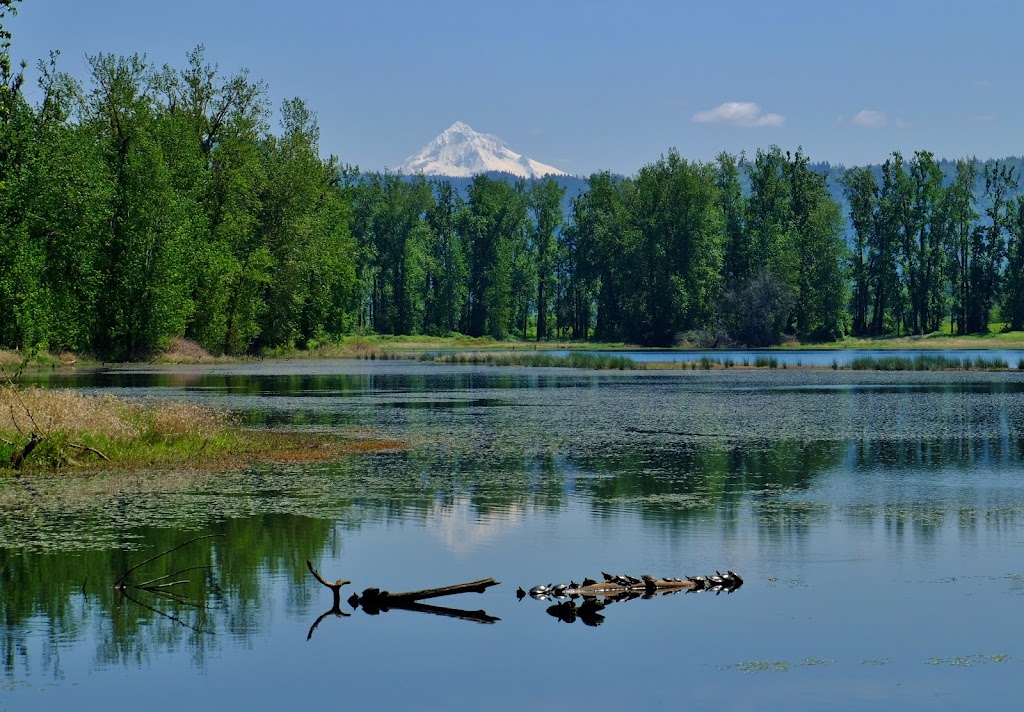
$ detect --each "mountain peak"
[394,121,568,179]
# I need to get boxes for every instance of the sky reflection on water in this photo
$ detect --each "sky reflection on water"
[3,362,1024,710]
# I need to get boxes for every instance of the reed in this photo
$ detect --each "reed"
[844,354,1009,371]
[423,351,639,370]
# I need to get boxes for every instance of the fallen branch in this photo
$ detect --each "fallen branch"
[305,562,500,634]
[114,534,223,590]
[135,565,213,589]
[68,442,110,461]
[354,578,499,606]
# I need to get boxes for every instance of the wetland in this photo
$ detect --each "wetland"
[3,358,1024,710]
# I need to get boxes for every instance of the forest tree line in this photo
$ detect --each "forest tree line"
[2,41,1024,357]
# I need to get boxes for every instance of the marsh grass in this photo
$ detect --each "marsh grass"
[421,351,797,371]
[422,352,637,370]
[845,354,1009,371]
[0,386,400,473]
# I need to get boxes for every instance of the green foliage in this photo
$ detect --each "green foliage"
[529,177,565,340]
[717,271,793,346]
[460,175,529,339]
[845,354,1008,371]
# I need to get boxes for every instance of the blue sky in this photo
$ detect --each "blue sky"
[7,0,1021,175]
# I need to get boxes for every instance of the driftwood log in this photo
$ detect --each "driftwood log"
[305,561,500,631]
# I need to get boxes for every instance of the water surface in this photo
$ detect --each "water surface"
[3,361,1024,710]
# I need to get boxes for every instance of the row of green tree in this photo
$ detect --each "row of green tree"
[843,153,1024,335]
[1,43,357,359]
[3,41,1024,355]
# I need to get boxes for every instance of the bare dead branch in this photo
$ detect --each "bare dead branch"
[140,580,190,590]
[68,442,110,461]
[114,534,222,589]
[306,559,350,611]
[135,565,212,588]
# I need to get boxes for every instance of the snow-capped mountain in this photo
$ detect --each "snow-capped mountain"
[393,121,568,179]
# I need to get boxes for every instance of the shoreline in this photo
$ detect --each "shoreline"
[5,330,1024,370]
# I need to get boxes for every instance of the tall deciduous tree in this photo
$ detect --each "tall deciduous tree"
[943,159,978,334]
[460,175,528,339]
[841,166,876,335]
[528,177,564,340]
[967,162,1017,332]
[423,180,467,335]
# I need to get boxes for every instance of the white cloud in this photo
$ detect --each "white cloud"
[851,110,887,128]
[692,102,785,128]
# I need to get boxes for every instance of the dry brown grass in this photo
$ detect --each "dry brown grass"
[309,339,385,359]
[154,337,218,364]
[140,400,232,437]
[1,386,141,439]
[0,350,25,367]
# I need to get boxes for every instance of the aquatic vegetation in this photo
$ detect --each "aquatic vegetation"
[723,657,834,673]
[723,660,792,673]
[845,354,1009,371]
[927,653,1010,666]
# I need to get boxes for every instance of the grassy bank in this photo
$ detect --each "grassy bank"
[0,386,401,473]
[5,326,1024,371]
[779,325,1024,351]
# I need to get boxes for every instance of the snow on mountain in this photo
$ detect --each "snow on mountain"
[393,121,568,179]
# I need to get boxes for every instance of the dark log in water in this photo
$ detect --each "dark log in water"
[353,577,499,605]
[305,562,500,627]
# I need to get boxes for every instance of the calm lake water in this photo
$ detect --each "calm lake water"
[4,359,1024,710]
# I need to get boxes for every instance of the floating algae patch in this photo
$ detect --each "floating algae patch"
[860,658,894,666]
[927,653,1010,666]
[611,492,719,509]
[722,658,835,673]
[844,502,950,527]
[0,460,375,551]
[750,499,835,527]
[722,660,792,673]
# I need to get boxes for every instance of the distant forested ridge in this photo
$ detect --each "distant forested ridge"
[2,30,1023,355]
